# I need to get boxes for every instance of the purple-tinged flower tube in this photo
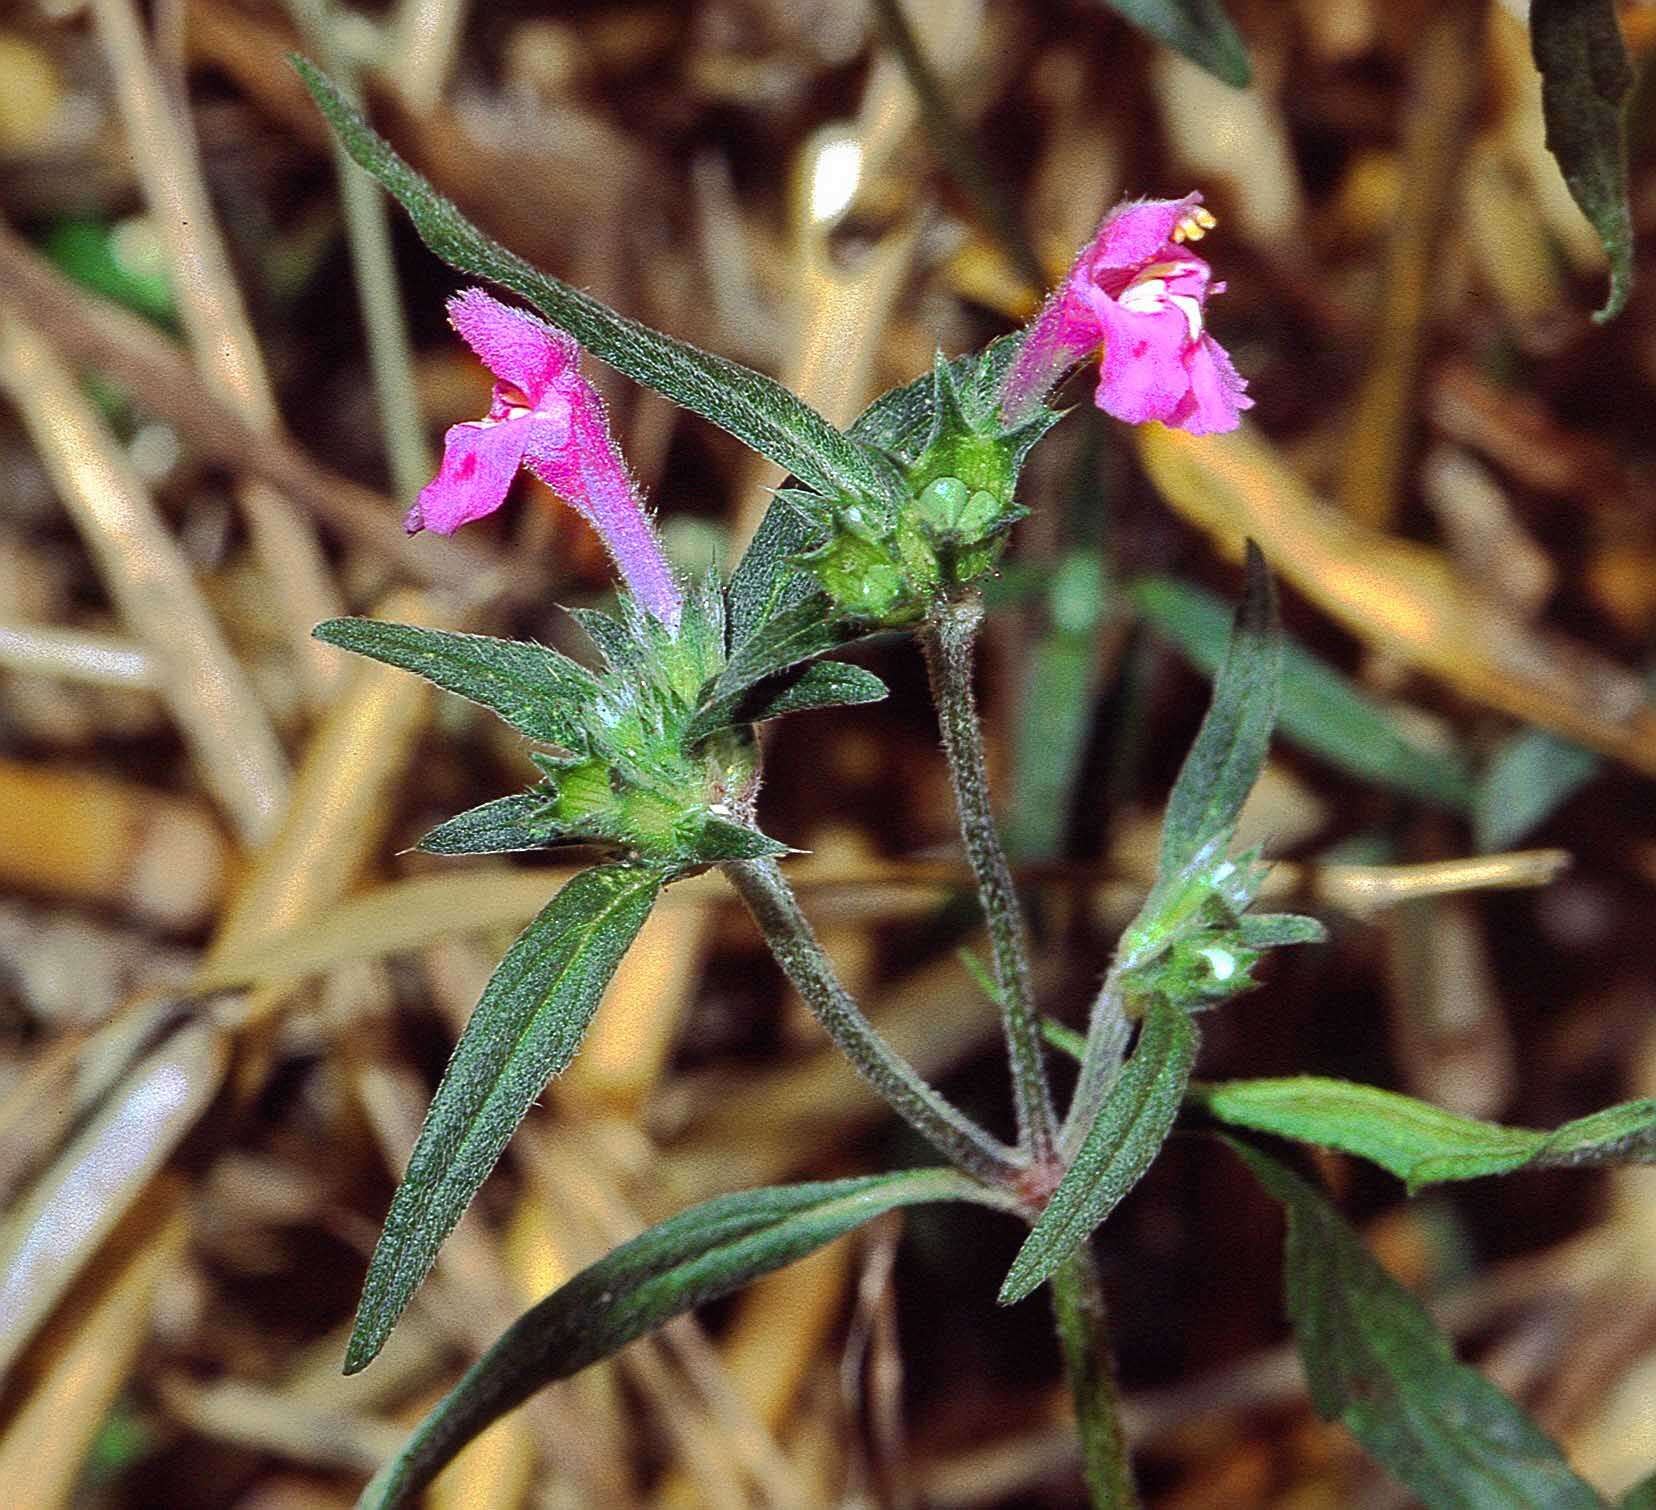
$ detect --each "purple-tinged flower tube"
[1000,193,1252,437]
[410,288,682,627]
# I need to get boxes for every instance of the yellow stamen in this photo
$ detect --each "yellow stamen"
[1171,205,1218,243]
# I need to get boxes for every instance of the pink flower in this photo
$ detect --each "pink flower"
[1000,193,1252,437]
[410,288,681,626]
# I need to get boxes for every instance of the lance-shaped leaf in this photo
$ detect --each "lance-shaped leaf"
[726,493,827,650]
[688,596,871,741]
[1000,995,1197,1304]
[1156,541,1281,881]
[1227,1138,1607,1509]
[743,660,888,722]
[1095,0,1251,88]
[1134,574,1474,812]
[416,794,555,855]
[359,1169,994,1507]
[295,59,894,507]
[684,815,793,863]
[1197,1077,1656,1193]
[689,659,888,743]
[1531,0,1635,323]
[313,619,596,751]
[1474,729,1600,853]
[347,864,664,1374]
[1237,913,1327,949]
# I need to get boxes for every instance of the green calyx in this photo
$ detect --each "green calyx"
[792,350,1057,625]
[411,580,781,870]
[1112,831,1324,1012]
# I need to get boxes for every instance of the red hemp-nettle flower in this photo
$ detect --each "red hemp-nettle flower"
[409,288,682,627]
[1000,192,1252,437]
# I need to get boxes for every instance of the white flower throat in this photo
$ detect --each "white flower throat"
[1117,260,1207,343]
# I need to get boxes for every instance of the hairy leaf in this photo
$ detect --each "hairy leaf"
[1134,575,1474,812]
[1200,1077,1656,1193]
[726,494,826,649]
[1157,542,1282,880]
[686,815,792,862]
[694,597,869,736]
[1229,1139,1607,1508]
[1531,0,1635,322]
[1096,0,1251,88]
[1000,995,1196,1304]
[690,659,888,743]
[416,794,553,855]
[296,58,894,504]
[360,1169,991,1507]
[313,618,594,751]
[347,865,663,1373]
[1236,913,1327,949]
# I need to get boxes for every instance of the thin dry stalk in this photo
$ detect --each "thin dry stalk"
[0,219,495,593]
[203,587,443,968]
[385,0,474,116]
[0,310,290,845]
[0,621,159,688]
[89,0,346,704]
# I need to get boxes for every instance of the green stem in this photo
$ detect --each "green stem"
[922,595,1058,1171]
[866,0,1046,296]
[285,0,433,504]
[1051,1247,1140,1509]
[723,857,1023,1188]
[1059,962,1133,1163]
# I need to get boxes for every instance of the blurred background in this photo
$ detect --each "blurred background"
[2,0,1655,1505]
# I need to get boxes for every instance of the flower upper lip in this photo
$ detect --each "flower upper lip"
[999,191,1252,437]
[407,288,682,628]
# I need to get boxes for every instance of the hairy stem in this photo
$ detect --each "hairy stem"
[1051,1247,1140,1509]
[922,595,1058,1170]
[723,857,1023,1187]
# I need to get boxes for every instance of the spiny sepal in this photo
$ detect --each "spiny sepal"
[1111,833,1323,1011]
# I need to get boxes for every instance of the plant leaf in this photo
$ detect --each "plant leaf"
[1619,1470,1656,1509]
[1000,995,1197,1304]
[1236,913,1327,948]
[1196,1077,1656,1192]
[346,864,664,1374]
[1008,550,1109,859]
[1134,574,1474,812]
[416,794,553,855]
[359,1169,991,1507]
[1530,0,1636,322]
[851,352,977,460]
[295,58,895,505]
[1227,1138,1607,1508]
[1156,542,1282,880]
[313,618,595,751]
[726,494,826,650]
[691,659,888,743]
[693,596,868,738]
[1095,0,1251,88]
[684,815,792,863]
[1474,729,1600,852]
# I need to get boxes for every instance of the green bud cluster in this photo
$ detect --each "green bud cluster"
[521,586,769,864]
[1113,831,1323,1011]
[793,348,1059,626]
